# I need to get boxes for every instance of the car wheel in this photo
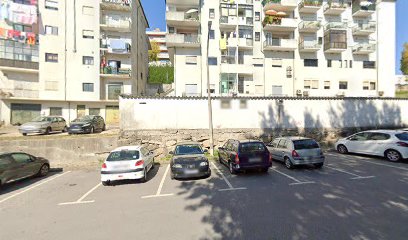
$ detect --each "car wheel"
[229,162,237,175]
[102,124,106,131]
[314,163,324,169]
[37,164,49,177]
[102,181,110,186]
[62,126,68,133]
[385,150,402,162]
[284,158,293,170]
[140,168,147,183]
[337,145,348,154]
[22,133,27,136]
[45,127,51,135]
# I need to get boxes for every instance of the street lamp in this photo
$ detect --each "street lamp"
[207,21,214,155]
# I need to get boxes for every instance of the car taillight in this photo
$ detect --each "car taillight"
[135,160,144,166]
[292,150,300,157]
[235,154,240,164]
[397,142,408,147]
[102,163,107,169]
[269,152,272,163]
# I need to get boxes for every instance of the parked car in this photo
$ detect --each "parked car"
[101,146,155,186]
[266,137,325,169]
[0,152,50,188]
[170,142,211,180]
[68,115,106,134]
[19,116,67,136]
[218,139,272,174]
[335,130,408,162]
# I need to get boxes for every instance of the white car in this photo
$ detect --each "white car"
[101,146,155,185]
[335,130,408,162]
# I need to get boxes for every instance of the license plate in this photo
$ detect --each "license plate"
[185,169,199,175]
[249,157,261,163]
[112,164,129,169]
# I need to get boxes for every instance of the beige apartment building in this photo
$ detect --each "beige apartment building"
[165,0,396,98]
[0,0,149,126]
[147,28,170,64]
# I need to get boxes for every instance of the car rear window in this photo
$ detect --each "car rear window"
[396,133,408,141]
[293,140,319,150]
[175,145,203,155]
[107,150,140,161]
[240,142,266,153]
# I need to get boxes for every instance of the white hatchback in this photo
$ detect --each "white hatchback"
[101,146,155,185]
[335,130,408,162]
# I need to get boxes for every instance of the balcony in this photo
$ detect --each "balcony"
[166,11,200,27]
[352,22,376,36]
[220,64,253,75]
[324,22,348,31]
[262,0,297,12]
[298,0,323,13]
[219,16,238,29]
[100,67,131,79]
[323,0,349,15]
[352,0,376,17]
[100,0,131,12]
[238,38,254,49]
[299,40,321,52]
[324,42,347,53]
[100,19,131,32]
[298,21,321,33]
[166,0,199,6]
[0,58,39,73]
[262,17,297,32]
[166,34,201,48]
[100,39,131,55]
[352,43,376,55]
[263,38,297,51]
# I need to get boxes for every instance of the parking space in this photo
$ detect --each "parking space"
[1,152,408,239]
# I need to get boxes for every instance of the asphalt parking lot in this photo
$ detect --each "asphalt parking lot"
[1,152,407,240]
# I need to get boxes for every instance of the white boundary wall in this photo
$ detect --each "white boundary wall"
[120,97,408,130]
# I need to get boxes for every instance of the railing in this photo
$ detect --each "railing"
[101,0,132,7]
[101,17,131,29]
[262,0,281,6]
[323,0,349,11]
[299,21,321,30]
[264,38,297,48]
[0,58,39,70]
[299,40,321,50]
[352,43,376,53]
[324,22,347,30]
[166,11,199,22]
[166,34,201,44]
[263,16,297,28]
[262,0,297,7]
[324,42,347,50]
[101,66,131,75]
[221,55,236,64]
[352,0,376,14]
[353,22,376,32]
[298,0,323,8]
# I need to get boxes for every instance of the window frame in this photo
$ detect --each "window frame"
[82,83,94,92]
[45,53,58,63]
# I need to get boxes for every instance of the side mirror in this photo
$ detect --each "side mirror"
[169,151,174,155]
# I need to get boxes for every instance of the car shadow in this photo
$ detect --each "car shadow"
[107,163,162,186]
[0,168,64,195]
[328,150,408,164]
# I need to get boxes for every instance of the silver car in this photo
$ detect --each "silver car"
[266,137,325,169]
[19,116,67,136]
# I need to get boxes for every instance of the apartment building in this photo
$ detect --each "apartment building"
[147,28,170,64]
[165,0,396,98]
[0,0,149,126]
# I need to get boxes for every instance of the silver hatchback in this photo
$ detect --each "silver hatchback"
[266,137,325,169]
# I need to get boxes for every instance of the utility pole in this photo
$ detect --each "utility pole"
[207,21,214,155]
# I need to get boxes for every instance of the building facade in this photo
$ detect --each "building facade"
[165,0,396,98]
[0,0,149,126]
[147,28,170,65]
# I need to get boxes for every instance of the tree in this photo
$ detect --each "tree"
[401,43,408,75]
[148,40,160,63]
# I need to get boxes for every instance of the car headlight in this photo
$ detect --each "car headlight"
[199,161,208,166]
[82,124,91,127]
[172,164,182,168]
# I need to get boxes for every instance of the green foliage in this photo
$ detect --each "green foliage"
[401,43,408,75]
[148,41,160,62]
[396,91,408,98]
[148,65,174,84]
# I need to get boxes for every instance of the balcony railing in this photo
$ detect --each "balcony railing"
[101,17,131,30]
[298,0,323,11]
[221,55,236,64]
[264,38,297,48]
[100,0,131,11]
[324,42,347,51]
[323,0,349,14]
[324,22,348,31]
[352,43,376,54]
[352,0,376,16]
[166,34,201,45]
[352,22,376,34]
[262,16,297,30]
[262,0,297,10]
[298,21,321,31]
[166,11,200,23]
[299,40,321,51]
[0,58,39,70]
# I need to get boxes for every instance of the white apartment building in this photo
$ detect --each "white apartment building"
[165,0,396,98]
[0,0,149,126]
[147,28,170,64]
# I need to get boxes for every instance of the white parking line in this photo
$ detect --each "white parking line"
[59,182,102,206]
[211,162,247,191]
[271,167,315,186]
[0,171,71,204]
[141,164,174,199]
[326,165,375,180]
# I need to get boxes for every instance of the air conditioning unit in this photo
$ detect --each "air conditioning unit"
[337,91,345,97]
[296,90,302,95]
[303,91,309,97]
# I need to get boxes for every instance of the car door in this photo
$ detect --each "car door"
[98,116,104,130]
[267,139,281,161]
[11,153,39,178]
[346,132,371,154]
[59,117,66,130]
[219,141,230,163]
[275,139,287,161]
[366,132,391,156]
[141,147,153,169]
[50,117,59,131]
[0,154,19,184]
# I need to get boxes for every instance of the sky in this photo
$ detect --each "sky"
[141,0,408,74]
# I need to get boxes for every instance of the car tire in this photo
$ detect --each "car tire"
[45,127,51,135]
[62,126,67,133]
[284,158,293,170]
[337,145,348,154]
[102,124,106,131]
[102,181,110,186]
[229,162,237,175]
[140,168,147,183]
[314,163,324,169]
[385,150,402,162]
[22,133,27,136]
[37,164,49,177]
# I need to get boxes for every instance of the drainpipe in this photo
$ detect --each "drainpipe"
[64,0,67,101]
[135,3,141,95]
[73,0,77,53]
[375,2,379,96]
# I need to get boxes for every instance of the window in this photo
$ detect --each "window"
[11,153,31,164]
[304,59,318,67]
[89,108,100,116]
[208,57,217,65]
[255,12,260,21]
[255,32,260,41]
[45,53,58,62]
[107,84,123,100]
[339,81,348,90]
[45,0,58,10]
[363,61,376,69]
[369,133,390,141]
[254,64,263,67]
[221,100,231,109]
[83,30,94,39]
[324,81,330,90]
[83,56,94,65]
[209,30,215,39]
[14,24,32,32]
[209,9,215,19]
[77,105,86,117]
[45,25,58,35]
[363,81,369,90]
[370,82,376,90]
[327,60,332,68]
[272,59,282,67]
[82,6,94,15]
[0,155,13,167]
[344,60,348,68]
[339,60,342,68]
[185,56,197,65]
[168,27,175,34]
[83,83,94,92]
[349,60,353,68]
[304,80,319,89]
[349,132,370,141]
[277,140,287,149]
[50,107,62,116]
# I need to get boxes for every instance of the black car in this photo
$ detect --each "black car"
[68,115,106,134]
[170,142,211,180]
[218,139,272,174]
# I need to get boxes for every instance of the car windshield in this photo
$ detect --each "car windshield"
[294,139,320,150]
[174,145,203,155]
[72,116,92,122]
[107,150,140,162]
[31,116,53,122]
[240,142,266,153]
[395,133,408,141]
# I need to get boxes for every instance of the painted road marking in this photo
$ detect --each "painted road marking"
[0,171,71,204]
[211,162,247,191]
[141,164,174,199]
[271,167,315,186]
[326,165,375,180]
[59,182,102,206]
